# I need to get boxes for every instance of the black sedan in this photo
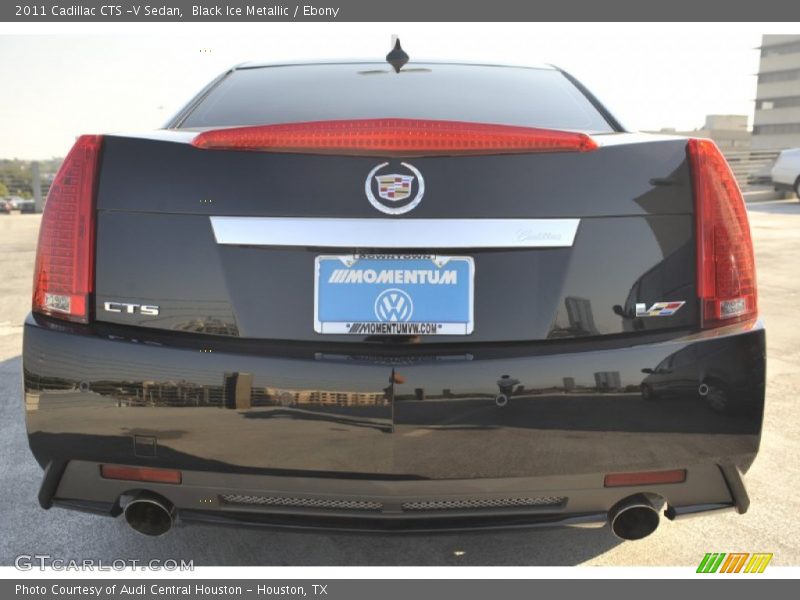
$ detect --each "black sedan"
[23,45,765,541]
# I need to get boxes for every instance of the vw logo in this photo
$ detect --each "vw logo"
[365,162,425,215]
[374,288,414,322]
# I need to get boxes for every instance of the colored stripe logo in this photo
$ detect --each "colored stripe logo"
[697,553,773,573]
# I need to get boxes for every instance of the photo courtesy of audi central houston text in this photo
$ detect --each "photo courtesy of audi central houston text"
[22,40,765,541]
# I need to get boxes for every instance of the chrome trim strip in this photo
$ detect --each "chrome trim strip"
[210,217,580,249]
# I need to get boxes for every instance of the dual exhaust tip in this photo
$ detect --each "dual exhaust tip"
[121,491,662,540]
[608,494,661,541]
[123,492,175,537]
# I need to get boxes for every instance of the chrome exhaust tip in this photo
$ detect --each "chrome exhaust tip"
[123,492,175,537]
[495,394,509,407]
[609,495,660,541]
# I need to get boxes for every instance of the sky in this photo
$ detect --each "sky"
[0,23,789,159]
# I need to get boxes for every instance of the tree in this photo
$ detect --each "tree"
[0,181,8,197]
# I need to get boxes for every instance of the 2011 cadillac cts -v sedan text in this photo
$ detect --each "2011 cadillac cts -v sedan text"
[23,48,765,540]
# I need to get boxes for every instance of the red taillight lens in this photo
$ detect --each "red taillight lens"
[604,469,686,487]
[32,135,102,323]
[687,138,757,328]
[191,118,598,156]
[100,464,182,485]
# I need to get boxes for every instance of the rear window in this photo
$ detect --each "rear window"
[178,63,614,133]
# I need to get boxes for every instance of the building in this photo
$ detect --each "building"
[594,371,622,392]
[564,296,598,336]
[752,34,800,150]
[655,114,751,150]
[263,386,388,407]
[689,115,751,150]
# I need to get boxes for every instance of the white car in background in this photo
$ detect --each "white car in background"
[771,148,800,199]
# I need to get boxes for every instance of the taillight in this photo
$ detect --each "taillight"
[687,138,757,328]
[191,118,598,156]
[32,135,102,323]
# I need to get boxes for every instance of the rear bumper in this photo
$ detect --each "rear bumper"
[48,460,743,533]
[23,314,765,531]
[772,179,797,192]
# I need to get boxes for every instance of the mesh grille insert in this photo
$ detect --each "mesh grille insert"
[220,494,567,513]
[220,494,383,512]
[401,496,566,511]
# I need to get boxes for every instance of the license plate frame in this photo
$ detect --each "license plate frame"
[314,254,474,335]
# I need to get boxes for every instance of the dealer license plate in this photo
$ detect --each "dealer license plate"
[314,254,474,335]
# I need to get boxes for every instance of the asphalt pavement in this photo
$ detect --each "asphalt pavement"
[1,202,799,566]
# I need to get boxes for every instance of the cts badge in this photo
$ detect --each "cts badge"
[635,301,685,317]
[103,301,160,316]
[365,162,424,215]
